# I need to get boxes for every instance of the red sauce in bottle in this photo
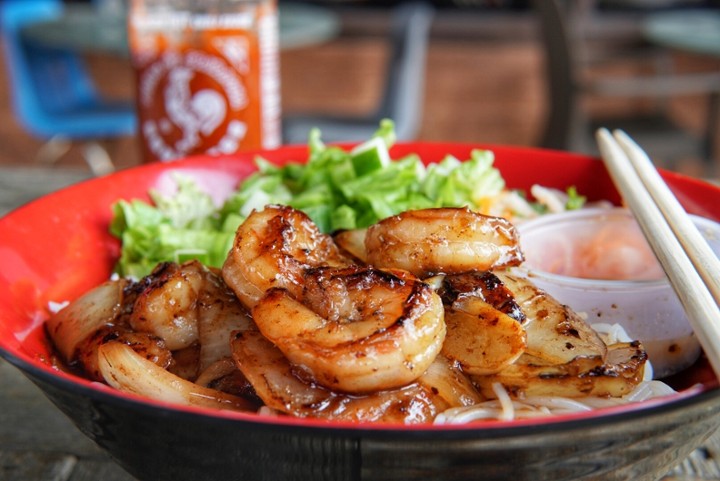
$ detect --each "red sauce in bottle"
[128,1,280,162]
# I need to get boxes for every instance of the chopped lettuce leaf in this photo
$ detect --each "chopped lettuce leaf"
[109,118,583,279]
[422,150,504,208]
[350,136,391,177]
[373,118,397,148]
[148,176,218,230]
[565,186,587,210]
[110,175,232,278]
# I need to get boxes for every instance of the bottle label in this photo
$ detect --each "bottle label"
[130,6,280,162]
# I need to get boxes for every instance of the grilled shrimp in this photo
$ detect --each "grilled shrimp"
[129,262,204,351]
[48,260,253,382]
[333,228,369,264]
[230,330,481,423]
[365,207,524,277]
[222,205,350,309]
[251,266,446,394]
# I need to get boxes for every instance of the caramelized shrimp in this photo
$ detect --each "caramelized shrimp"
[333,228,369,264]
[47,260,254,387]
[129,262,204,351]
[365,207,524,277]
[230,330,481,423]
[222,205,349,309]
[251,266,446,394]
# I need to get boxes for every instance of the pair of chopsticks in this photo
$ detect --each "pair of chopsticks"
[596,128,720,378]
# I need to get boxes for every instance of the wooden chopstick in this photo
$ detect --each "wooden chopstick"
[596,128,720,378]
[612,130,720,302]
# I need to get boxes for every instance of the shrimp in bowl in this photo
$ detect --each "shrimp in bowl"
[250,266,447,394]
[43,203,664,425]
[6,141,719,481]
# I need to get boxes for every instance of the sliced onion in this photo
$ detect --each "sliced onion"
[417,355,483,408]
[195,357,237,387]
[442,297,527,375]
[97,341,254,411]
[197,273,254,372]
[47,280,127,361]
[472,342,647,399]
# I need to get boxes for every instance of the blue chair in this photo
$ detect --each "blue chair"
[0,0,136,174]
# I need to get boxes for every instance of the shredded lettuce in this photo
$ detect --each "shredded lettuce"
[221,119,506,233]
[110,176,236,279]
[109,119,570,278]
[565,186,587,211]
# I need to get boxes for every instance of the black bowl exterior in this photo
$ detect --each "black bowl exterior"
[19,363,720,481]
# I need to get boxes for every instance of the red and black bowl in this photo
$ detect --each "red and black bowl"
[1,143,719,481]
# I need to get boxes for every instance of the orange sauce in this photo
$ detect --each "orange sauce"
[522,213,665,281]
[571,221,664,281]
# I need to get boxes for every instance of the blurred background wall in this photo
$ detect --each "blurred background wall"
[1,0,718,176]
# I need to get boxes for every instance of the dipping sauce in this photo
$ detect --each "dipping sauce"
[516,207,720,378]
[526,210,664,281]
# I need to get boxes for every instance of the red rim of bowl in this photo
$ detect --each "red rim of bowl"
[1,142,719,435]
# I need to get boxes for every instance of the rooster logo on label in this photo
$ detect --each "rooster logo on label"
[139,41,250,161]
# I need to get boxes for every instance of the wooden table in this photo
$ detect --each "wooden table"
[0,167,136,481]
[1,166,720,481]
